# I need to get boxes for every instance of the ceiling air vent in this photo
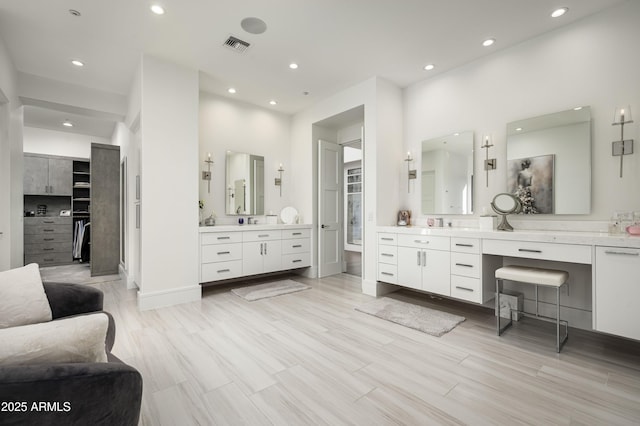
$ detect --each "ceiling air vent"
[223,36,250,53]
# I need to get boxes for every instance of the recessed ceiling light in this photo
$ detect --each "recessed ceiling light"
[424,64,435,71]
[289,63,298,70]
[63,120,73,127]
[71,60,84,67]
[269,100,277,105]
[482,38,495,47]
[574,106,583,110]
[228,88,236,94]
[453,133,460,136]
[551,7,568,18]
[516,127,523,131]
[150,5,165,15]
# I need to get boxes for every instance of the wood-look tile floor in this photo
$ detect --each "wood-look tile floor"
[92,274,640,425]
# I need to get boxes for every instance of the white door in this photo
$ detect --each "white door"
[318,139,342,277]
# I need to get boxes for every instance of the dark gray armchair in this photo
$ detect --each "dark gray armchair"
[0,283,143,425]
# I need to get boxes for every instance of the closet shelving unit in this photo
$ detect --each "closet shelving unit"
[72,160,90,261]
[72,160,91,219]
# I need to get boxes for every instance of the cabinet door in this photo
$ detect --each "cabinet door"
[397,246,422,290]
[595,246,640,340]
[24,155,49,195]
[422,249,451,296]
[48,158,73,195]
[262,240,282,273]
[242,241,264,276]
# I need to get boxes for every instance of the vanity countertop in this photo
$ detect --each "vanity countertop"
[200,223,312,233]
[377,225,640,249]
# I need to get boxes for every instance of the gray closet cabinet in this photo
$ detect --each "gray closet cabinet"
[90,143,120,276]
[24,154,73,196]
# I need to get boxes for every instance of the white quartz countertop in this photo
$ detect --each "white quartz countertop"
[200,223,312,233]
[377,225,640,249]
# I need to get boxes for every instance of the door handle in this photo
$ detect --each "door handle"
[321,224,327,229]
[422,251,426,266]
[417,251,421,266]
[260,243,263,255]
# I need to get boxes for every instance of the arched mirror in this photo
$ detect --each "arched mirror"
[491,193,522,231]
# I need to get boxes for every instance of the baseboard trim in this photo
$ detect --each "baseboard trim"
[137,285,201,311]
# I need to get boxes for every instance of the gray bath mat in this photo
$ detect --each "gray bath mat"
[355,297,465,337]
[231,279,311,301]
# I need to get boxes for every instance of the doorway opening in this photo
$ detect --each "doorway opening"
[315,105,364,279]
[343,139,362,277]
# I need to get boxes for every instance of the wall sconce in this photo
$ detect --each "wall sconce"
[405,152,416,193]
[481,135,496,187]
[275,163,284,196]
[612,106,634,178]
[202,153,213,193]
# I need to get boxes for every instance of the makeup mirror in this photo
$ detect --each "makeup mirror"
[491,193,522,231]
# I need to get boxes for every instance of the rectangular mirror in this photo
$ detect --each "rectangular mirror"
[506,107,591,214]
[225,151,265,215]
[421,131,474,215]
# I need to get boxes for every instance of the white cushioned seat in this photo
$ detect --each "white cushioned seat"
[495,265,568,287]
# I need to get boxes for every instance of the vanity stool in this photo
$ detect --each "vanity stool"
[496,265,569,353]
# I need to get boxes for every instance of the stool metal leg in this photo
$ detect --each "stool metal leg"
[496,278,512,336]
[556,287,560,352]
[535,285,539,317]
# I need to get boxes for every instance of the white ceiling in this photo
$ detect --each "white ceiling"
[0,0,627,136]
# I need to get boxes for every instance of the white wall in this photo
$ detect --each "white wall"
[0,34,23,271]
[403,1,640,227]
[199,91,291,224]
[23,126,110,158]
[138,55,200,310]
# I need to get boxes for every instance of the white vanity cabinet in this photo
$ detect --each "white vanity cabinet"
[200,225,311,283]
[377,233,398,284]
[450,237,483,303]
[200,232,243,282]
[594,246,640,341]
[396,234,450,295]
[242,230,282,276]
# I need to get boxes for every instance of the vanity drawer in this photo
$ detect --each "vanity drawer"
[450,275,482,304]
[377,263,398,284]
[378,233,397,245]
[282,228,310,239]
[483,239,592,264]
[282,238,310,254]
[397,234,449,251]
[282,252,311,269]
[378,245,398,264]
[201,260,242,282]
[201,232,242,245]
[451,253,480,278]
[201,243,242,263]
[243,230,282,242]
[451,237,480,254]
